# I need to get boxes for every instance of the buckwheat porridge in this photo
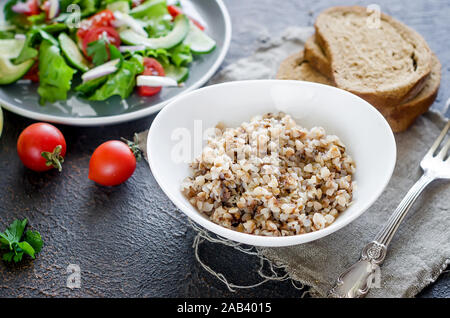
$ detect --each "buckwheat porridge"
[181,113,356,236]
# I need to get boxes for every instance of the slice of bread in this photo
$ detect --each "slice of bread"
[304,35,333,79]
[384,54,441,132]
[277,50,333,85]
[314,6,432,108]
[276,51,440,132]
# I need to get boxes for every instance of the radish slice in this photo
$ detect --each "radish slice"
[12,2,30,14]
[81,59,120,82]
[119,45,146,52]
[15,34,26,40]
[48,0,60,19]
[136,76,179,87]
[113,11,147,37]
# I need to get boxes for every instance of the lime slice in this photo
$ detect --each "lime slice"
[0,106,3,138]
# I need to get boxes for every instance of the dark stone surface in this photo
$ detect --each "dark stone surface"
[0,0,449,297]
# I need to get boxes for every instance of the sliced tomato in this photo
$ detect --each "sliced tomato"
[82,26,121,58]
[138,58,165,97]
[167,5,183,17]
[77,9,116,41]
[167,5,205,30]
[26,0,40,16]
[23,61,39,83]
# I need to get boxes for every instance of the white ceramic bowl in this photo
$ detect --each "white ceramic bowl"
[147,80,396,247]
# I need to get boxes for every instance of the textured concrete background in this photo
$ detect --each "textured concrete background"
[0,0,449,297]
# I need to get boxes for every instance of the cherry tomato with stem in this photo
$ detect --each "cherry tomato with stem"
[137,57,165,97]
[17,123,66,172]
[89,138,142,186]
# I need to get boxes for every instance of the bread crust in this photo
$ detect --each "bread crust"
[304,35,333,79]
[276,50,333,85]
[314,6,432,108]
[276,50,440,132]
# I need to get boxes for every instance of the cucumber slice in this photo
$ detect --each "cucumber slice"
[184,22,216,54]
[0,57,34,85]
[107,1,130,13]
[163,63,189,83]
[58,33,90,72]
[0,39,25,59]
[120,14,189,50]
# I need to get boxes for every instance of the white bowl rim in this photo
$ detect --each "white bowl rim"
[147,79,397,247]
[0,0,232,127]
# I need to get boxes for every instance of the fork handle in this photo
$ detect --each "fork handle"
[375,172,435,247]
[328,172,435,298]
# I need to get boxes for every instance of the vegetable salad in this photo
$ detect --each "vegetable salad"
[0,0,216,104]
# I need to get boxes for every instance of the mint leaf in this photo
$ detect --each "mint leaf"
[0,219,44,263]
[18,241,36,259]
[25,230,43,254]
[87,39,109,66]
[2,252,14,262]
[13,253,23,263]
[1,219,27,246]
[109,44,123,61]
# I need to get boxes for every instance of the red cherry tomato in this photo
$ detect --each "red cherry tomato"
[137,57,165,97]
[77,9,116,40]
[23,61,39,82]
[82,26,121,58]
[167,5,205,30]
[89,141,137,186]
[17,123,66,172]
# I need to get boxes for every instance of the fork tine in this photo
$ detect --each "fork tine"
[437,138,450,159]
[427,121,450,157]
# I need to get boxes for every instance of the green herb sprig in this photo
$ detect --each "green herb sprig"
[0,219,43,263]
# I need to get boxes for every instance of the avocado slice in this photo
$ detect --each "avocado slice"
[0,39,26,59]
[0,57,34,85]
[120,14,189,50]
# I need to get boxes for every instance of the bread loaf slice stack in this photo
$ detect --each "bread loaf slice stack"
[277,6,441,132]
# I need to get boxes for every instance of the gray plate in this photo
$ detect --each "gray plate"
[0,0,231,126]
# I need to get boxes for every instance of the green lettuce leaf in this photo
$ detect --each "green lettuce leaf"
[75,75,109,95]
[131,0,173,37]
[169,43,192,67]
[37,40,76,105]
[13,27,58,64]
[89,54,143,101]
[145,48,171,65]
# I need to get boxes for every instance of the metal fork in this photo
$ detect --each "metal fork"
[328,120,450,298]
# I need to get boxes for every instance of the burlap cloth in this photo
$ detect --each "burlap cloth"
[144,27,450,297]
